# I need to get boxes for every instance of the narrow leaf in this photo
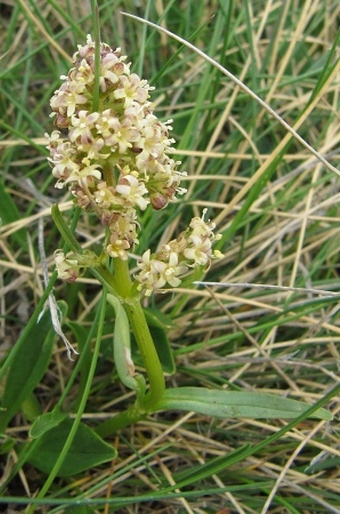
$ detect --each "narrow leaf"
[0,180,28,250]
[0,434,16,455]
[107,294,141,392]
[149,326,176,375]
[155,387,332,420]
[144,307,174,330]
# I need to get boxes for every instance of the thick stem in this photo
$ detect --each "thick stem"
[125,299,165,408]
[111,257,133,297]
[112,258,166,409]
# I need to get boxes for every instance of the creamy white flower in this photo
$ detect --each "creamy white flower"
[54,250,80,282]
[136,250,188,295]
[116,175,149,210]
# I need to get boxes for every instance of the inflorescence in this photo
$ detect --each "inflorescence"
[47,35,222,294]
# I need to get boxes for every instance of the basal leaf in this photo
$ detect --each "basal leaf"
[155,387,332,420]
[0,305,59,431]
[27,418,117,477]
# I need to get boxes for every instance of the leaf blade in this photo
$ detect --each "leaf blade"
[156,387,332,420]
[27,418,117,477]
[0,306,59,430]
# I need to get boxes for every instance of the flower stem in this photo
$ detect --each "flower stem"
[124,299,166,408]
[95,405,147,437]
[112,258,166,410]
[53,201,165,429]
[91,0,101,112]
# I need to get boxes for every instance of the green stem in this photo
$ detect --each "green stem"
[124,299,165,408]
[112,258,166,409]
[111,257,133,297]
[95,259,166,436]
[51,204,83,253]
[95,405,147,437]
[52,204,119,294]
[52,203,165,427]
[91,0,101,112]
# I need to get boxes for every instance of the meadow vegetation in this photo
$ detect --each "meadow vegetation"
[0,1,340,512]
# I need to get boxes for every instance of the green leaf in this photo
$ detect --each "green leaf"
[27,418,117,477]
[144,308,174,330]
[149,325,176,375]
[305,455,340,474]
[66,321,93,408]
[0,180,28,250]
[0,434,16,455]
[107,294,141,392]
[21,392,43,421]
[0,304,61,431]
[179,265,206,289]
[143,308,176,375]
[155,387,332,420]
[29,407,67,439]
[65,507,93,513]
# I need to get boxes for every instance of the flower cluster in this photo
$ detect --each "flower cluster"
[54,250,81,283]
[48,36,223,294]
[135,211,223,295]
[54,249,98,283]
[46,35,185,260]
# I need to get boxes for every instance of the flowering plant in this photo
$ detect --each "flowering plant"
[47,35,331,437]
